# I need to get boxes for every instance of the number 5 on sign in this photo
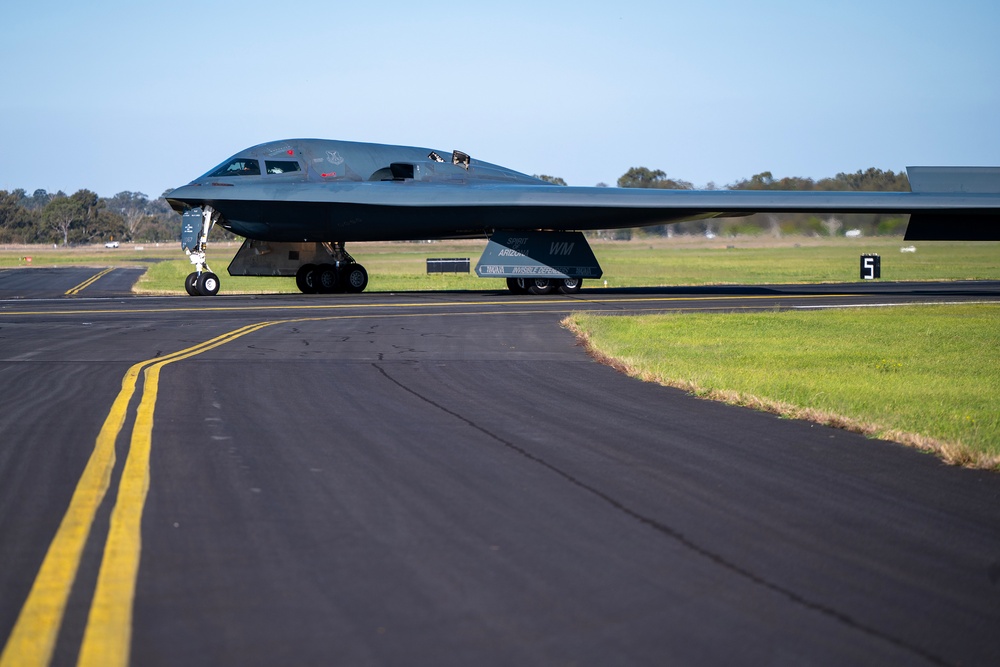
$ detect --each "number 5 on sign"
[861,254,881,280]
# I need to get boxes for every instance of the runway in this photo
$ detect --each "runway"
[1,268,999,666]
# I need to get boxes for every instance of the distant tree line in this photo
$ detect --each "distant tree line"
[722,167,910,238]
[1,167,911,245]
[603,166,911,239]
[0,189,184,245]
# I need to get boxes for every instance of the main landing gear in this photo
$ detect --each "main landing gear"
[294,242,369,294]
[506,277,583,295]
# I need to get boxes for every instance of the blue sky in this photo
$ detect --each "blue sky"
[2,0,998,197]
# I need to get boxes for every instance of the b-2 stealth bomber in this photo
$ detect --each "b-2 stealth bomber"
[165,139,1000,296]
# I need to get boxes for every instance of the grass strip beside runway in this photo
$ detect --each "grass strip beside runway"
[125,239,1000,294]
[4,239,999,293]
[567,304,1000,469]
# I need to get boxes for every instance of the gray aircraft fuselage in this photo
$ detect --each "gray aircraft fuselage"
[166,138,1000,244]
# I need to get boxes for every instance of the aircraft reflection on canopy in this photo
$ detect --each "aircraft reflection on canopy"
[165,138,1000,296]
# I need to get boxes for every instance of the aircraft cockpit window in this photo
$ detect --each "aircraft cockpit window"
[208,159,261,177]
[265,160,302,175]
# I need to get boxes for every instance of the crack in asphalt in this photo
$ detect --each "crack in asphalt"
[372,361,952,667]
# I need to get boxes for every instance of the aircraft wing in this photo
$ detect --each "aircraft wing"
[164,139,1000,296]
[165,140,1000,242]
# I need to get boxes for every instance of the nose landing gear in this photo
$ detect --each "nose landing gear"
[182,207,223,296]
[185,270,220,296]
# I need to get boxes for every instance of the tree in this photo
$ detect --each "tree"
[617,167,692,190]
[20,189,53,211]
[723,167,911,236]
[0,190,40,243]
[69,190,113,244]
[72,189,99,220]
[108,191,150,240]
[135,196,183,242]
[615,167,694,236]
[820,168,909,192]
[534,175,567,186]
[42,196,84,246]
[729,172,815,191]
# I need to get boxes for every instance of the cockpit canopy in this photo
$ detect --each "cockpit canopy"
[207,158,302,177]
[193,139,544,187]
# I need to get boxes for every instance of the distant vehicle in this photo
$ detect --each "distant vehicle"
[104,241,119,248]
[845,229,862,238]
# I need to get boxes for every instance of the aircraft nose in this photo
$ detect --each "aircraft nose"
[172,182,206,194]
[163,184,203,210]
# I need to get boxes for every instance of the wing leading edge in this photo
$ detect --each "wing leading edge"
[166,139,1000,242]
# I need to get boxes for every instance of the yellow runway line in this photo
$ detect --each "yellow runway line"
[65,268,115,296]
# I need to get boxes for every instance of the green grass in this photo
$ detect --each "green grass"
[0,244,184,268]
[5,238,999,293]
[594,238,1000,287]
[132,242,489,294]
[567,305,1000,468]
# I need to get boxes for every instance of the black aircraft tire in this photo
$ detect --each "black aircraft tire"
[506,277,529,294]
[316,264,340,294]
[196,272,221,296]
[296,264,318,294]
[184,272,200,296]
[527,278,555,295]
[557,278,583,294]
[342,264,369,293]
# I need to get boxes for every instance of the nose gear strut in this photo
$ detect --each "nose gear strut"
[181,206,221,296]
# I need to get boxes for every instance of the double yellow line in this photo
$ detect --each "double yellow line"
[5,299,780,666]
[0,319,288,667]
[65,268,115,296]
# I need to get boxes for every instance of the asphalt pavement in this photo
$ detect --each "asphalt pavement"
[1,268,999,666]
